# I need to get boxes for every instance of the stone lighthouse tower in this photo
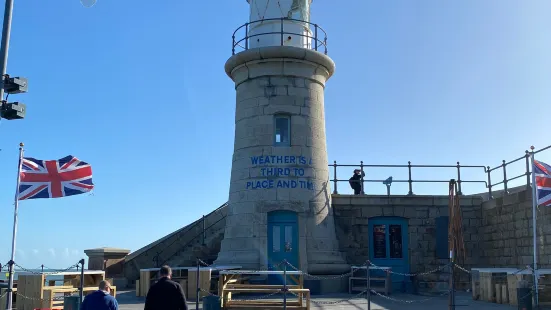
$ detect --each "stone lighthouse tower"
[214,0,348,276]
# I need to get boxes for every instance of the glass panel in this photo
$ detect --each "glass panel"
[389,225,403,258]
[284,226,293,252]
[373,224,387,258]
[275,116,290,145]
[272,226,281,253]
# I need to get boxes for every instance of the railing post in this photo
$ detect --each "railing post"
[360,161,365,195]
[232,35,235,55]
[280,18,284,46]
[502,160,508,194]
[487,166,492,199]
[314,24,318,51]
[324,36,327,54]
[456,162,462,195]
[333,160,338,194]
[196,258,200,310]
[408,161,413,195]
[245,24,249,50]
[525,151,531,189]
[202,215,206,246]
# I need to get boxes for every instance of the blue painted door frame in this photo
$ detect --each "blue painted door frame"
[267,210,299,285]
[368,217,410,291]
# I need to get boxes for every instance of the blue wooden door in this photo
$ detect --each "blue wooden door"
[368,217,409,292]
[267,211,299,285]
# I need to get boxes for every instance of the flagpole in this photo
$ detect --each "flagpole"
[530,145,539,309]
[5,142,23,310]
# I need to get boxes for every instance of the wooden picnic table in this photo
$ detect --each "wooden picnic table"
[218,270,307,309]
[138,265,241,299]
[1,270,106,310]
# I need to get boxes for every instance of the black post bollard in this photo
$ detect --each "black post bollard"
[366,262,371,310]
[196,258,200,310]
[79,259,85,303]
[283,260,287,310]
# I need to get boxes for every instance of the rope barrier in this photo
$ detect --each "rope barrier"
[15,291,66,302]
[3,259,542,306]
[194,258,468,306]
[367,260,452,277]
[12,262,79,275]
[371,288,451,304]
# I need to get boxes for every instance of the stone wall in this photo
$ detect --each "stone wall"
[332,195,484,290]
[480,187,551,268]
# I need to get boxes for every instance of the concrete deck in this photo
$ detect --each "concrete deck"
[115,290,532,309]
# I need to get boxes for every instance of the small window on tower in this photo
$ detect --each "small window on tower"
[274,115,291,147]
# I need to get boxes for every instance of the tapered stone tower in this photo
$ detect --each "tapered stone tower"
[214,0,348,276]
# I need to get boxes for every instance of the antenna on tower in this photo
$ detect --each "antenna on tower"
[80,0,97,8]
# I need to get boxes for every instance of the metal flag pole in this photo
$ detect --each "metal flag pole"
[530,146,539,308]
[5,142,24,310]
[0,0,15,101]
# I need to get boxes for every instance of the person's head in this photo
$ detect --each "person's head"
[159,265,172,279]
[98,280,112,294]
[354,169,360,175]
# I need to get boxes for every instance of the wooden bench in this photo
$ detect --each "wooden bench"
[222,287,310,310]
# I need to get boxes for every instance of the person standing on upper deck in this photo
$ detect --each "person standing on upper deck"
[144,265,188,310]
[349,169,365,195]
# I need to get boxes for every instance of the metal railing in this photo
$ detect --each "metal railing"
[330,144,551,197]
[329,161,487,195]
[150,203,227,268]
[231,17,328,55]
[487,144,551,197]
[154,212,227,268]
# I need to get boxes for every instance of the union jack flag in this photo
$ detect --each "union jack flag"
[534,160,551,207]
[18,155,94,200]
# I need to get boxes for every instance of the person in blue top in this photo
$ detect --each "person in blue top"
[80,280,118,310]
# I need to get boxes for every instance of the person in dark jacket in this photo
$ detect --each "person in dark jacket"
[349,169,365,195]
[80,280,118,310]
[144,265,188,310]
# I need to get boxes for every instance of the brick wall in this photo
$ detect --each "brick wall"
[480,188,551,268]
[332,195,483,290]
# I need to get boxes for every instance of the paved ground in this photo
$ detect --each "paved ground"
[115,290,527,310]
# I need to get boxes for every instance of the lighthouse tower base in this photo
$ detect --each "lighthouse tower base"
[213,46,348,275]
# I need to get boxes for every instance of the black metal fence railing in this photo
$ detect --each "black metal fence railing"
[329,161,488,195]
[329,144,551,197]
[231,17,328,55]
[486,144,551,197]
[148,203,227,268]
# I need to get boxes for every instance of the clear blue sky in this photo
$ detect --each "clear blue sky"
[0,0,550,269]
